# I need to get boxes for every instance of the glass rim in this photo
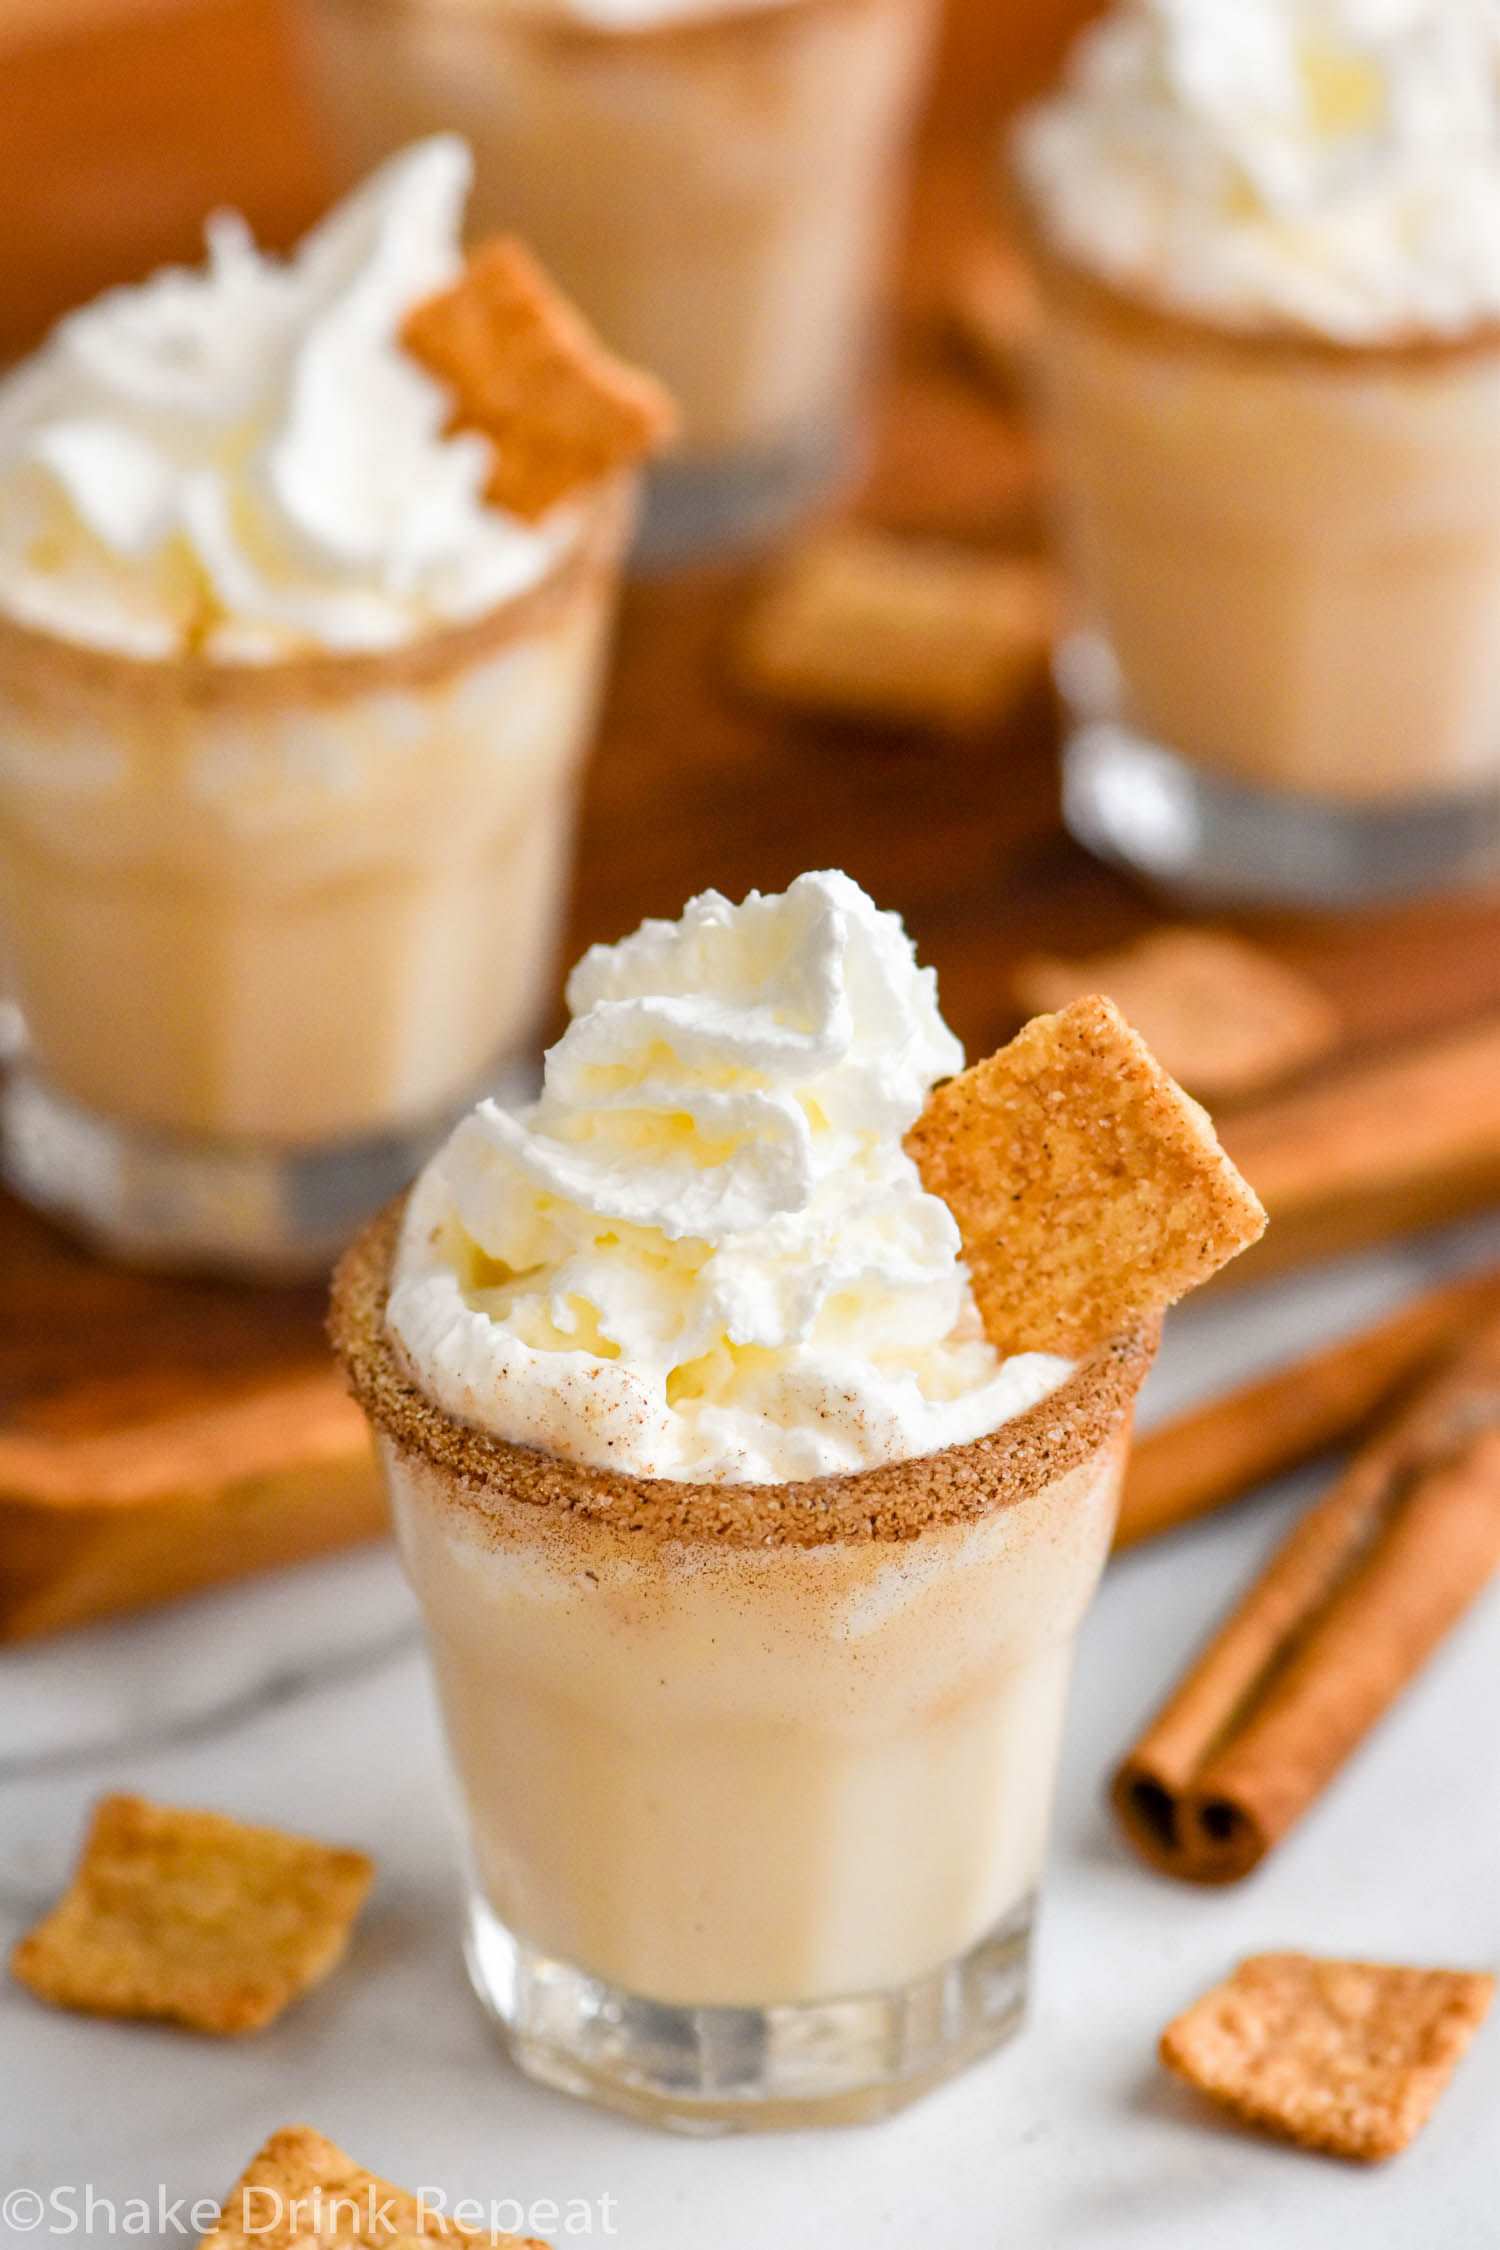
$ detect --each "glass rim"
[0,472,633,713]
[307,0,888,46]
[331,1193,1158,1551]
[998,143,1500,376]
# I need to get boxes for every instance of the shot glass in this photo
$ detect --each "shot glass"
[0,481,632,1276]
[296,0,939,558]
[331,1204,1154,2131]
[1017,234,1500,905]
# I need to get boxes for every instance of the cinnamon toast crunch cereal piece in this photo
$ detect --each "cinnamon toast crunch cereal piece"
[11,1794,373,2035]
[1160,1953,1495,2162]
[198,2125,548,2249]
[905,995,1266,1355]
[949,243,1044,393]
[1013,929,1339,1103]
[402,237,675,521]
[733,531,1057,733]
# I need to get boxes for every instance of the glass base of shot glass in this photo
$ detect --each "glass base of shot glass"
[463,1888,1035,2133]
[1061,716,1500,910]
[0,1059,537,1282]
[635,419,859,568]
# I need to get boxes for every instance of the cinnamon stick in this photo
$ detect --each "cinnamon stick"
[1113,1311,1500,1882]
[1215,1014,1500,1286]
[1114,1267,1500,1550]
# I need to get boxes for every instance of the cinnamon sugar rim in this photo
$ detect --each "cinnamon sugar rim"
[1004,187,1500,370]
[329,1197,1158,1548]
[340,0,886,46]
[0,476,632,713]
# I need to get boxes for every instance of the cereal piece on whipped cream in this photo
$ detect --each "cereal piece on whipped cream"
[905,994,1266,1356]
[402,237,676,521]
[949,242,1044,395]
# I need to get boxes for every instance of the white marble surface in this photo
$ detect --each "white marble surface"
[3,1221,1499,2249]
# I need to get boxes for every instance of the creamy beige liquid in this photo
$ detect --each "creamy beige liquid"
[300,0,936,463]
[386,1432,1123,2007]
[0,564,618,1146]
[1039,285,1500,803]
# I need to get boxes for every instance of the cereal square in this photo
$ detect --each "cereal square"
[905,995,1266,1355]
[1013,929,1339,1103]
[11,1794,373,2035]
[403,237,675,521]
[733,530,1057,733]
[1160,1952,1495,2162]
[198,2125,547,2248]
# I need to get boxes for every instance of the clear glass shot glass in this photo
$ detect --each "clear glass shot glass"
[0,481,632,1277]
[296,0,940,560]
[331,1204,1154,2131]
[1014,224,1500,907]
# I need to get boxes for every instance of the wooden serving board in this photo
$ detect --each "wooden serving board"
[2,0,1498,1637]
[0,1192,379,1640]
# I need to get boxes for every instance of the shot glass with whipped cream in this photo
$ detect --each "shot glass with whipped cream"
[294,0,939,558]
[0,137,671,1275]
[331,869,1264,2129]
[1011,0,1500,904]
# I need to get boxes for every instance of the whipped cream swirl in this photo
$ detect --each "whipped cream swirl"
[1014,0,1500,342]
[389,871,1070,1484]
[0,137,575,661]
